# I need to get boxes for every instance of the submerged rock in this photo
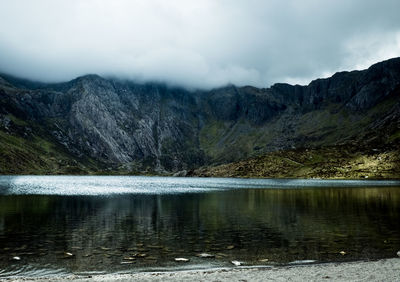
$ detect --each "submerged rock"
[62,252,74,258]
[196,253,215,258]
[216,253,228,257]
[231,260,243,266]
[174,257,190,262]
[148,245,163,249]
[123,257,136,261]
[289,260,316,265]
[145,256,158,260]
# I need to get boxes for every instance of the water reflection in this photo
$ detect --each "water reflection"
[0,185,399,276]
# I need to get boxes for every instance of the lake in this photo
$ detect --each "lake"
[0,176,399,278]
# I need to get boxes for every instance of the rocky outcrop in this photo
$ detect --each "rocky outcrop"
[0,57,399,173]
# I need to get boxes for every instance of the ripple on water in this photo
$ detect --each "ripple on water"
[0,264,68,278]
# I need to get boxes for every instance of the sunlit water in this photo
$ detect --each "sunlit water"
[0,176,399,278]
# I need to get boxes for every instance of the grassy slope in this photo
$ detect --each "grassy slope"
[199,96,399,163]
[195,94,400,179]
[191,144,400,179]
[0,115,100,175]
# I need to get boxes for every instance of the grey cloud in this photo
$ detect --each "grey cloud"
[0,0,399,89]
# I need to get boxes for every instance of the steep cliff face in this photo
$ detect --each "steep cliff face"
[0,57,399,174]
[0,74,206,173]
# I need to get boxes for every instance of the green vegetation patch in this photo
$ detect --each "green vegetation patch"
[192,144,400,179]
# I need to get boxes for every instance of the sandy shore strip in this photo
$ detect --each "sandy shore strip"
[4,258,400,282]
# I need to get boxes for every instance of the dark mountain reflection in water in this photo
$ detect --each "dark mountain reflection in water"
[0,176,399,277]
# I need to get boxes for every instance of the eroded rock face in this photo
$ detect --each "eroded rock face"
[0,57,399,172]
[58,76,205,171]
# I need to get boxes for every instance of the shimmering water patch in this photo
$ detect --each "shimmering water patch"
[0,175,398,195]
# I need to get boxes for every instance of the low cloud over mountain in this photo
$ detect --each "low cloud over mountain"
[1,0,400,89]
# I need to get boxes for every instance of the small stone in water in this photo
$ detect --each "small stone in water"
[12,256,21,261]
[145,256,157,260]
[148,245,162,249]
[175,257,190,262]
[123,257,136,261]
[16,245,27,251]
[231,260,243,266]
[339,251,346,255]
[397,250,400,257]
[196,253,215,258]
[216,253,228,257]
[62,252,74,258]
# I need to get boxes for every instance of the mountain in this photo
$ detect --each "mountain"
[0,58,399,176]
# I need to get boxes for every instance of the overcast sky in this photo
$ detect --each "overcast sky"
[0,0,400,89]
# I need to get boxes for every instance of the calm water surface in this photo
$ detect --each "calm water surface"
[0,176,399,277]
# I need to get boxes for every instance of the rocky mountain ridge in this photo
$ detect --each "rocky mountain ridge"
[0,57,399,174]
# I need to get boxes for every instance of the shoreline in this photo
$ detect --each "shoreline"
[5,258,400,282]
[2,174,400,180]
[1,173,400,181]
